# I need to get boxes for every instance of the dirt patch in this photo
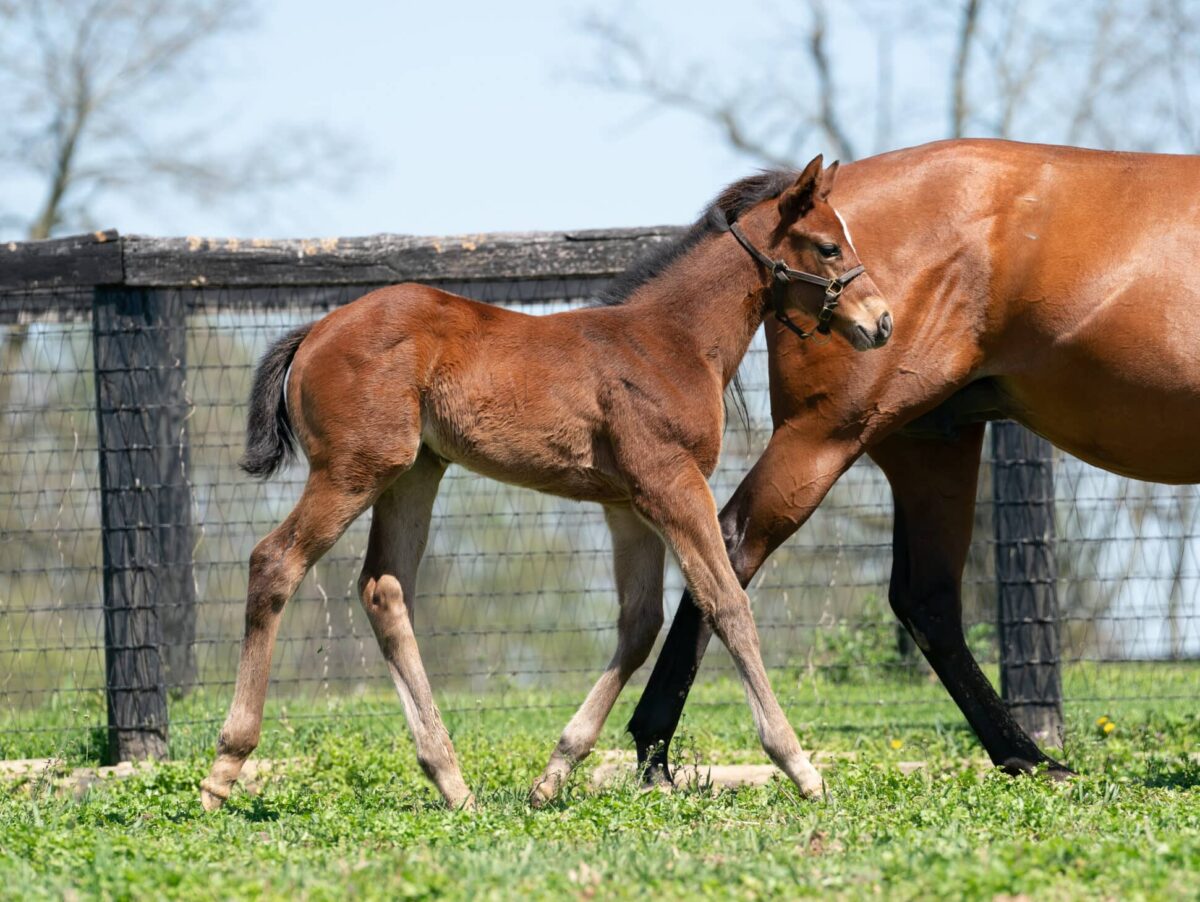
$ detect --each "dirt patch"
[586,750,930,793]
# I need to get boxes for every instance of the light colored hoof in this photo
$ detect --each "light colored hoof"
[199,778,230,812]
[455,793,478,812]
[799,775,828,800]
[527,775,560,809]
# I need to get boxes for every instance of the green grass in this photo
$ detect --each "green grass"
[2,670,1198,900]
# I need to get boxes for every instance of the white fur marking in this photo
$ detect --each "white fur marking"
[833,207,858,255]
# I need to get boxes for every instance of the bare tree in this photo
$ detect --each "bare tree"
[0,0,357,239]
[580,0,1200,165]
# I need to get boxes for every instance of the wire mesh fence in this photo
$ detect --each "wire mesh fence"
[1,231,1196,762]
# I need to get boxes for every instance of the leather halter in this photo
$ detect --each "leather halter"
[723,218,866,340]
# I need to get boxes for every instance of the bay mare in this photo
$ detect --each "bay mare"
[200,158,893,811]
[628,139,1200,781]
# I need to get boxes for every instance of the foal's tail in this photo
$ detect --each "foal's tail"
[240,323,314,479]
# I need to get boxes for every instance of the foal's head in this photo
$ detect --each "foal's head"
[751,155,892,351]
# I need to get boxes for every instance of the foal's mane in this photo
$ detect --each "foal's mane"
[598,168,798,307]
[597,168,799,433]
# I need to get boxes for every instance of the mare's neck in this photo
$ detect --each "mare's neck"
[622,230,767,386]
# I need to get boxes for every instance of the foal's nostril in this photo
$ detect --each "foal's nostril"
[878,311,893,340]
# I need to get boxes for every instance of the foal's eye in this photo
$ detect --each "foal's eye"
[818,243,841,259]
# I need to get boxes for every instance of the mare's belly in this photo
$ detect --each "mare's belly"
[1000,347,1200,484]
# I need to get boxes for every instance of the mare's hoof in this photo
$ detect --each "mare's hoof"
[1000,757,1076,781]
[199,779,230,812]
[638,762,673,790]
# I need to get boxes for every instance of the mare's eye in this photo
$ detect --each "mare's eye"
[818,243,841,259]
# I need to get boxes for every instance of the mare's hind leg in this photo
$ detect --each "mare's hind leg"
[358,448,474,809]
[529,506,665,807]
[870,426,1069,775]
[634,463,825,799]
[201,471,373,810]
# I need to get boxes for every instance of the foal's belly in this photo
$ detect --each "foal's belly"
[420,417,631,506]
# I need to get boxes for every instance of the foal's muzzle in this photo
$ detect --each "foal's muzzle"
[851,309,893,351]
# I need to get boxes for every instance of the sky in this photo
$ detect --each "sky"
[93,0,807,238]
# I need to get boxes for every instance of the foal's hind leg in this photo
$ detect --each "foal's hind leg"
[634,463,825,799]
[201,472,373,811]
[529,506,665,807]
[358,448,474,809]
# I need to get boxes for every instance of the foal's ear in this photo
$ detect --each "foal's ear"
[778,154,824,224]
[818,161,839,200]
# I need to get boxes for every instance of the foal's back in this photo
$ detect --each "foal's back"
[287,284,724,503]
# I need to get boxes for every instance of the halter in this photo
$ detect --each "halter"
[723,218,866,340]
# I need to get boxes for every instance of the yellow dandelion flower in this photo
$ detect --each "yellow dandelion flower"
[1096,716,1110,726]
[889,739,903,750]
[1103,721,1116,734]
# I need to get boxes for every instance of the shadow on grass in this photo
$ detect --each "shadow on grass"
[1140,756,1200,790]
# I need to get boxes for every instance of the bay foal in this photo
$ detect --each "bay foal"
[200,157,892,811]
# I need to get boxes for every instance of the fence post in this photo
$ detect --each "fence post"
[93,285,195,762]
[991,420,1064,744]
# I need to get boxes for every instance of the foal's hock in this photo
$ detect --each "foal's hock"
[200,156,891,812]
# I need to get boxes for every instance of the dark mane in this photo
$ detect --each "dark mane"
[598,168,798,306]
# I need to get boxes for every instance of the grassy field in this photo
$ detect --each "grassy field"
[1,668,1198,900]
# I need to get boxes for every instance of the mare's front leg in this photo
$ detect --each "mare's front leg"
[628,430,858,781]
[529,506,665,807]
[201,471,374,811]
[870,426,1070,776]
[358,448,475,809]
[635,462,826,799]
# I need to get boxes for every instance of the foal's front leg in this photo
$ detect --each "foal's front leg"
[635,463,825,799]
[529,506,665,807]
[358,450,474,809]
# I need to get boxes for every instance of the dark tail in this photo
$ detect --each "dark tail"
[240,323,314,479]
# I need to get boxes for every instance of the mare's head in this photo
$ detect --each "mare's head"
[742,155,892,351]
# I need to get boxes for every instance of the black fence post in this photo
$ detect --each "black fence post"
[93,286,195,762]
[991,421,1064,744]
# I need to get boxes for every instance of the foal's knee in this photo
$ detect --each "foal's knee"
[707,592,759,648]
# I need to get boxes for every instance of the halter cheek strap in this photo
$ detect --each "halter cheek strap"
[724,220,866,340]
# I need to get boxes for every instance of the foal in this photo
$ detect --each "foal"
[200,156,892,812]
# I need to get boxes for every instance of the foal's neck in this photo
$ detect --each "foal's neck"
[622,232,766,387]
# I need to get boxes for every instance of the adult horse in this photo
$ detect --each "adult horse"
[628,138,1200,781]
[199,157,893,811]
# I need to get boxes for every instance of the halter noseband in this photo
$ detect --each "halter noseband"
[723,218,866,340]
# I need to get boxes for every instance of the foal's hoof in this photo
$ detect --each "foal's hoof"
[528,776,561,809]
[199,778,230,812]
[453,793,478,812]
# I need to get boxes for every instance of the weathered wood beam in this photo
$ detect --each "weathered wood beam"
[0,228,686,299]
[122,228,684,288]
[0,229,123,292]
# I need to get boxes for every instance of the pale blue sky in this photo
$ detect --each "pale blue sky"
[99,0,770,237]
[67,0,895,238]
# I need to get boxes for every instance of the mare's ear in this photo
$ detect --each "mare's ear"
[818,161,839,200]
[778,154,823,224]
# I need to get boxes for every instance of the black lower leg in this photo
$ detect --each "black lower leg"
[627,591,706,782]
[903,604,1071,775]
